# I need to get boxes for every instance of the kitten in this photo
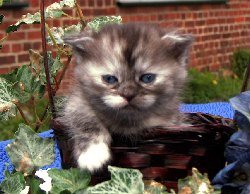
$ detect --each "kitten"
[59,23,193,172]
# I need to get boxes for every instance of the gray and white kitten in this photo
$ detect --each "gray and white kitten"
[59,23,193,172]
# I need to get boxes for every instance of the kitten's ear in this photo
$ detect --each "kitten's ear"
[162,32,193,66]
[63,32,94,51]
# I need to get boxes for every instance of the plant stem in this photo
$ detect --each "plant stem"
[14,102,30,125]
[75,1,87,29]
[241,62,250,92]
[0,34,9,45]
[40,0,56,119]
[62,12,75,19]
[31,97,41,124]
[45,24,60,49]
[35,103,49,132]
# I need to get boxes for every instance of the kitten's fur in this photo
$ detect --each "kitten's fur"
[59,23,193,172]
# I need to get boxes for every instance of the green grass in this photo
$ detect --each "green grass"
[183,69,245,103]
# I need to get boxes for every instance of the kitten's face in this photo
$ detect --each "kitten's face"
[65,23,192,112]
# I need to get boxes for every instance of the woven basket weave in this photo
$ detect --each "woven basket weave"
[52,112,236,190]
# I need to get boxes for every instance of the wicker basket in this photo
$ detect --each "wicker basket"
[52,112,236,190]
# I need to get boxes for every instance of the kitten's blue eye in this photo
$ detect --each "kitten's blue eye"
[140,73,156,84]
[102,75,118,84]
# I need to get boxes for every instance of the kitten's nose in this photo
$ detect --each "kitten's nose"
[119,85,136,102]
[122,93,136,102]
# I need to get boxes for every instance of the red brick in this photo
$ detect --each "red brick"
[0,44,10,53]
[235,17,245,23]
[17,54,29,63]
[12,44,22,53]
[88,0,94,7]
[0,67,11,74]
[97,0,103,7]
[105,0,112,6]
[0,55,15,65]
[79,0,88,7]
[7,32,25,41]
[30,0,39,7]
[82,8,93,16]
[27,31,41,40]
[93,8,109,15]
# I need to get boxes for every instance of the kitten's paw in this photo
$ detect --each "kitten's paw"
[77,142,110,172]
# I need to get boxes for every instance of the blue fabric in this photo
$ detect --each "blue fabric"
[0,102,234,183]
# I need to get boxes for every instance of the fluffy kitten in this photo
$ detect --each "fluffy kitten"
[59,23,193,172]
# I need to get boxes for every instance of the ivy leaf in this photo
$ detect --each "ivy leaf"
[6,12,41,33]
[51,55,64,76]
[230,91,250,131]
[143,180,172,194]
[0,77,18,120]
[6,0,76,34]
[61,0,76,8]
[86,166,144,194]
[15,65,44,103]
[3,163,11,179]
[26,176,43,194]
[46,0,76,19]
[178,168,220,194]
[45,2,65,18]
[48,168,91,194]
[0,171,26,194]
[47,23,82,45]
[29,50,63,85]
[29,49,43,74]
[5,124,55,175]
[87,16,122,32]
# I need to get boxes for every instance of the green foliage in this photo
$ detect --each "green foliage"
[26,176,43,194]
[0,99,50,141]
[86,166,144,194]
[0,165,26,194]
[87,16,122,31]
[184,69,243,103]
[47,22,83,45]
[0,0,11,7]
[6,0,76,34]
[178,168,220,194]
[232,49,250,78]
[5,124,55,175]
[144,180,172,194]
[0,77,18,120]
[48,168,91,193]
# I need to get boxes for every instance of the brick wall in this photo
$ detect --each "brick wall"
[0,0,250,92]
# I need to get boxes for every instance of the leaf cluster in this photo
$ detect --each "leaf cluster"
[232,49,250,79]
